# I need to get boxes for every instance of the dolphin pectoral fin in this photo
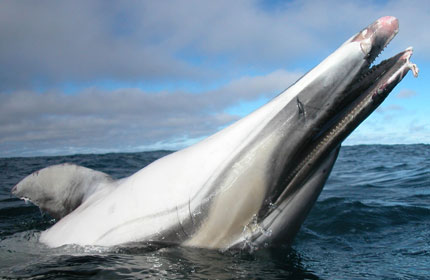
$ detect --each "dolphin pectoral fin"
[11,163,113,220]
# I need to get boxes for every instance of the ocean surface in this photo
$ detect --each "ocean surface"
[0,145,429,279]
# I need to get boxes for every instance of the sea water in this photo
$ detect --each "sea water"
[0,145,429,279]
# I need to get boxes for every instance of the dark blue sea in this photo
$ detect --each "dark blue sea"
[0,145,429,279]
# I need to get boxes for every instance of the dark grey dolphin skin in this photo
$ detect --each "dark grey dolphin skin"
[12,16,418,249]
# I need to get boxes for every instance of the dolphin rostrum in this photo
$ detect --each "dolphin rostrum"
[12,16,418,250]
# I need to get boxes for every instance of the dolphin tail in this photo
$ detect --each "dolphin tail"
[11,163,113,220]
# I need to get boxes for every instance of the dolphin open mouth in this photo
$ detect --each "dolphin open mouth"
[259,16,418,227]
[274,48,418,208]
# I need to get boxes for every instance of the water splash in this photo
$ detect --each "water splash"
[240,214,273,252]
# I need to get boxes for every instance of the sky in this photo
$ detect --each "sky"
[0,0,429,158]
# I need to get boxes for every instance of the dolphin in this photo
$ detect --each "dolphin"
[12,16,418,250]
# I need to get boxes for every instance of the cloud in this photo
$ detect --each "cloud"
[0,70,300,157]
[396,89,417,99]
[1,0,428,156]
[376,104,404,114]
[0,1,203,90]
[1,0,429,91]
[408,119,430,136]
[344,112,429,146]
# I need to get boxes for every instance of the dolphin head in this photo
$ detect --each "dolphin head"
[183,17,417,251]
[279,16,400,131]
[238,16,418,248]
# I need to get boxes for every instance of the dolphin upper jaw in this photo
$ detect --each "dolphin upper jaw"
[345,16,399,63]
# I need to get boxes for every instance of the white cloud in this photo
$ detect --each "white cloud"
[344,112,429,146]
[376,104,404,114]
[0,70,300,157]
[0,0,428,156]
[396,89,417,99]
[1,0,429,90]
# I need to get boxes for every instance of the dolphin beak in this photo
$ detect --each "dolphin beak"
[350,16,399,63]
